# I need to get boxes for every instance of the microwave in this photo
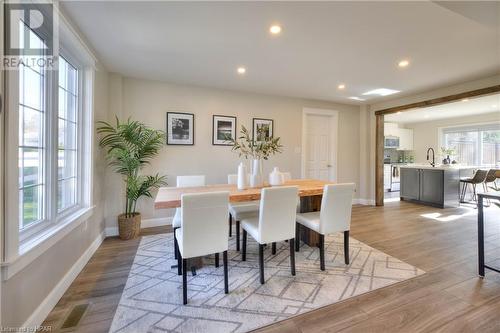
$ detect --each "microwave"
[384,136,399,148]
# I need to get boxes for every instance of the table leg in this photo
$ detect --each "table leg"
[478,196,485,277]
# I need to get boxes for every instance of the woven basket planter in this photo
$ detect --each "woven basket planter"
[118,213,141,240]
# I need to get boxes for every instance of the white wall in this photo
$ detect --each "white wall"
[104,75,361,229]
[405,112,500,163]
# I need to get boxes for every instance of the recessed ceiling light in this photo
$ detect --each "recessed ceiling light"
[362,88,400,97]
[348,96,366,101]
[397,111,402,114]
[424,115,430,119]
[338,84,346,90]
[461,98,469,102]
[237,67,246,74]
[492,104,498,108]
[269,25,282,35]
[398,59,410,68]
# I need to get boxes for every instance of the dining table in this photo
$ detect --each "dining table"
[154,179,334,272]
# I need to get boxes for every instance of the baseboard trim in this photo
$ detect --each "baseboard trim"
[353,198,375,206]
[23,231,105,329]
[105,217,173,237]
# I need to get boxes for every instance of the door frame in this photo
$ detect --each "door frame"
[301,108,339,181]
[373,85,500,206]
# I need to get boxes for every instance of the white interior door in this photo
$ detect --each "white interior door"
[304,113,336,181]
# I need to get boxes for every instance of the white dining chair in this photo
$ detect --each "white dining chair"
[227,174,259,251]
[295,183,355,270]
[173,175,206,261]
[240,186,299,284]
[175,191,230,304]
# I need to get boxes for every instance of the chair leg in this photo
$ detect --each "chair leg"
[272,242,276,255]
[174,227,179,259]
[463,183,469,201]
[242,230,247,261]
[176,237,182,276]
[236,221,240,251]
[319,234,325,271]
[223,250,229,294]
[344,230,350,265]
[259,244,265,284]
[229,215,232,237]
[215,253,219,268]
[295,223,300,252]
[289,238,296,276]
[460,183,466,202]
[473,184,477,202]
[182,258,188,305]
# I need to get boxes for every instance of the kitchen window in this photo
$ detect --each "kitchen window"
[441,123,500,166]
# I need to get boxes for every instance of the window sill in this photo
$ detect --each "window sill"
[1,206,96,281]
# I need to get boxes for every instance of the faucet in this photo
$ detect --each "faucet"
[426,148,435,167]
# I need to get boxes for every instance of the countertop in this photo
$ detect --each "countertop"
[400,164,479,170]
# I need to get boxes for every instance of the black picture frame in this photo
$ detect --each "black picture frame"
[252,118,274,143]
[166,112,194,145]
[212,115,237,146]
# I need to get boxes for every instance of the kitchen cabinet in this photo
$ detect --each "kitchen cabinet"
[400,166,460,208]
[419,169,443,204]
[397,128,414,151]
[384,122,399,137]
[384,123,413,150]
[400,168,420,200]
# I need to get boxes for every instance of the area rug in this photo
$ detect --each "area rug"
[109,232,424,333]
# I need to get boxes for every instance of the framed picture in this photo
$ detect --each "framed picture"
[166,112,194,145]
[253,118,274,142]
[212,115,237,146]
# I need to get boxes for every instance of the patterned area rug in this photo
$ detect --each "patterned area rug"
[109,232,424,333]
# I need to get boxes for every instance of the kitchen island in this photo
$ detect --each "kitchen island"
[400,165,475,208]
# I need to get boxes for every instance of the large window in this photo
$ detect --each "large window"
[4,3,94,270]
[442,123,500,166]
[16,24,86,237]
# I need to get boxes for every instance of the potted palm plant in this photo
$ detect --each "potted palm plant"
[97,117,167,240]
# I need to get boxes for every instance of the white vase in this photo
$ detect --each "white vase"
[269,167,284,186]
[237,162,248,190]
[250,159,263,188]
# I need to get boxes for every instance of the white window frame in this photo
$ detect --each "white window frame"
[2,5,96,278]
[439,121,500,166]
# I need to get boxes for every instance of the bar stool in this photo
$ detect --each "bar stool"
[485,169,499,191]
[460,169,488,203]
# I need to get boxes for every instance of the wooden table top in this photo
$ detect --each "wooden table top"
[154,179,332,209]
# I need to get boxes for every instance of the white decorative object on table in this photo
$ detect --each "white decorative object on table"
[269,167,284,186]
[250,159,263,188]
[229,125,283,188]
[237,162,248,190]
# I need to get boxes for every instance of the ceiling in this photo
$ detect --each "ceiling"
[61,1,500,104]
[385,92,500,123]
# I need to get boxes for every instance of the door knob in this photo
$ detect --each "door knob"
[327,164,332,168]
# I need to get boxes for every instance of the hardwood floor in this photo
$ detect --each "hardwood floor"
[42,201,500,332]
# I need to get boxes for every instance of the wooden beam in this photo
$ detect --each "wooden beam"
[375,114,384,206]
[375,85,500,116]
